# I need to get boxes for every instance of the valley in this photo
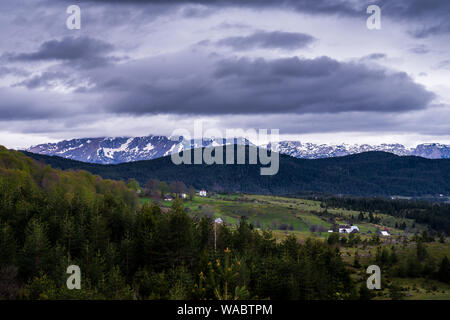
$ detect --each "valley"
[143,193,450,300]
[148,194,416,238]
[1,145,449,300]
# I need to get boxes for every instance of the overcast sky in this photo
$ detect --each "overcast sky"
[1,0,450,148]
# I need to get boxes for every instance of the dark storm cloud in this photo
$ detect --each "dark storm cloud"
[5,37,117,69]
[73,0,450,38]
[216,31,316,50]
[75,0,362,16]
[76,0,450,17]
[93,54,434,116]
[378,0,450,38]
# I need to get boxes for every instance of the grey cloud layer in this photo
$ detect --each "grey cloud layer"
[0,87,95,120]
[0,1,448,144]
[220,106,450,137]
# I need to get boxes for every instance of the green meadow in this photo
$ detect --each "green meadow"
[142,193,418,239]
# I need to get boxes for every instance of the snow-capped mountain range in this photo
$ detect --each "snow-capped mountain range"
[25,135,450,164]
[267,141,450,159]
[25,136,252,164]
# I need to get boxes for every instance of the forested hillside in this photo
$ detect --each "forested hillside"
[23,146,450,196]
[0,147,356,299]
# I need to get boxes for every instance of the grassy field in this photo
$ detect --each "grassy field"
[142,193,420,238]
[396,278,450,300]
[340,239,450,300]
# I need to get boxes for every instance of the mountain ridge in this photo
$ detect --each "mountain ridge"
[25,135,450,164]
[21,146,450,197]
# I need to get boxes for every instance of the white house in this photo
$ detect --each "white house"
[380,230,390,236]
[181,193,187,199]
[214,218,223,225]
[339,225,360,234]
[164,195,173,201]
[198,190,207,197]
